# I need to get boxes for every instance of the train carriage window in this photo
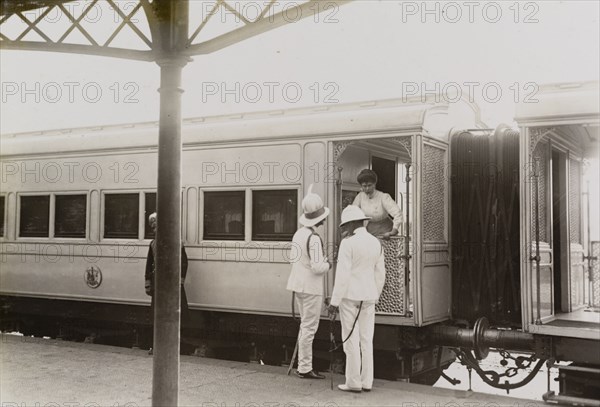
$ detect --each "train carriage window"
[55,195,87,238]
[144,192,157,239]
[342,189,359,209]
[0,196,5,237]
[19,195,50,237]
[252,190,297,241]
[104,193,139,239]
[204,191,244,241]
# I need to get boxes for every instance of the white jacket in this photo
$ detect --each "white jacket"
[286,227,330,295]
[330,227,386,307]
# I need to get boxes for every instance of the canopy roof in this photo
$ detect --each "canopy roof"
[0,0,75,16]
[0,0,347,60]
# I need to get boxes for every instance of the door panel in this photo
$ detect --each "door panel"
[530,140,554,323]
[569,158,585,311]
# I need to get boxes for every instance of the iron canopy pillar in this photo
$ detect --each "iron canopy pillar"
[0,1,350,405]
[151,1,189,405]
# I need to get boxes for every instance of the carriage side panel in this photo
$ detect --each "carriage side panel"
[420,138,451,324]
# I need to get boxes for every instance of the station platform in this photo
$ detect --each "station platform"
[0,334,544,407]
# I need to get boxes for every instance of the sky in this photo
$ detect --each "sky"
[0,0,599,134]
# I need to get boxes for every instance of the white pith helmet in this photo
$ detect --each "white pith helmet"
[339,205,371,227]
[299,184,330,227]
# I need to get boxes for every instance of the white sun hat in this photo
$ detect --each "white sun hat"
[339,205,371,227]
[299,184,330,227]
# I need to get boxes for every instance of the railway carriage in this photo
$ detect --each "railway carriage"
[1,82,599,402]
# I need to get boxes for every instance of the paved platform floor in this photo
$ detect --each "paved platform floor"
[0,334,544,407]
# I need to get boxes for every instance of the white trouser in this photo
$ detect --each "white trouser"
[339,299,375,389]
[295,292,323,374]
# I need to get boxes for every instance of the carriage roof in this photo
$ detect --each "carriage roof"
[1,95,483,157]
[515,81,599,157]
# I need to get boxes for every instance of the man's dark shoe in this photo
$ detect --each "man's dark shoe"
[296,370,326,379]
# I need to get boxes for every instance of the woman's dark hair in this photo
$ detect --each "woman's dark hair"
[357,169,378,184]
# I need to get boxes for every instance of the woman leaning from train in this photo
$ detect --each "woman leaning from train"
[352,169,402,240]
[329,205,386,393]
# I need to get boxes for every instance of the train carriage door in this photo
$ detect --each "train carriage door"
[567,156,586,312]
[372,156,397,202]
[550,148,587,315]
[333,139,413,321]
[552,149,569,313]
[517,81,599,336]
[530,136,555,324]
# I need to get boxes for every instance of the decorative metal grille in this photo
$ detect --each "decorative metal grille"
[376,236,406,315]
[422,144,445,242]
[570,248,585,308]
[591,241,600,309]
[569,159,581,244]
[531,142,548,243]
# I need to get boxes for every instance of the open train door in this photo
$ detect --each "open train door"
[517,81,599,339]
[328,97,484,328]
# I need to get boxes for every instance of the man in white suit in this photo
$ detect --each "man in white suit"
[330,205,386,392]
[287,184,331,379]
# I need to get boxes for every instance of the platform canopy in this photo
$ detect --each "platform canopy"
[1,1,351,406]
[1,0,347,60]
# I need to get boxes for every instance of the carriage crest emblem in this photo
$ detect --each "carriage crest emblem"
[85,266,102,289]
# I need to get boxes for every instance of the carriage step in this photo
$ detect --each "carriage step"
[544,363,600,406]
[543,391,600,407]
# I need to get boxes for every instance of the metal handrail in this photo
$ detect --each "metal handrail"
[531,157,542,324]
[403,163,412,317]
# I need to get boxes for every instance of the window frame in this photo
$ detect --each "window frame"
[101,190,142,241]
[199,186,300,244]
[140,189,184,242]
[143,191,157,241]
[251,188,298,242]
[341,185,361,210]
[53,192,89,239]
[200,188,247,242]
[100,189,181,242]
[16,191,89,241]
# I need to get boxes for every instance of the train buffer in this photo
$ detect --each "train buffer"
[0,334,547,407]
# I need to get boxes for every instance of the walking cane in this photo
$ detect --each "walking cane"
[328,305,337,390]
[287,331,300,375]
[287,291,300,376]
[329,322,334,389]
